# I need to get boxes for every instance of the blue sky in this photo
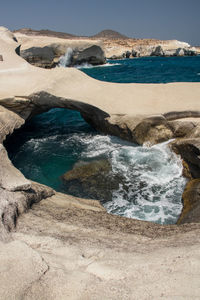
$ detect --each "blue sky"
[1,0,200,45]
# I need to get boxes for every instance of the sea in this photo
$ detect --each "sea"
[6,56,200,224]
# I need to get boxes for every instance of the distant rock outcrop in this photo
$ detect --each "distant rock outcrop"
[92,29,129,39]
[13,28,76,39]
[20,45,106,68]
[71,45,106,66]
[151,45,165,57]
[125,45,198,59]
[21,46,55,68]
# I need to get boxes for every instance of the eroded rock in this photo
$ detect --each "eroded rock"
[71,45,106,66]
[178,179,200,224]
[0,240,48,299]
[0,144,30,191]
[21,46,55,68]
[151,45,165,57]
[0,104,25,143]
[62,159,123,202]
[171,138,200,179]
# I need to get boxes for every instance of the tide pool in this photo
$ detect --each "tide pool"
[6,108,186,225]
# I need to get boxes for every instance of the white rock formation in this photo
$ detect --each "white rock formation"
[0,27,200,300]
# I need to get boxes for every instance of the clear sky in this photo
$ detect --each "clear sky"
[1,0,200,45]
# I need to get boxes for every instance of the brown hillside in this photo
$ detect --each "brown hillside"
[13,28,76,39]
[92,29,129,39]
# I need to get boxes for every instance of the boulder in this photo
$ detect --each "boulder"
[177,179,200,224]
[71,45,106,66]
[132,49,140,57]
[184,47,197,56]
[151,45,165,57]
[132,45,154,57]
[175,47,197,57]
[175,48,185,56]
[171,138,200,179]
[123,51,131,58]
[132,115,174,145]
[62,159,122,203]
[20,46,55,68]
[0,55,3,61]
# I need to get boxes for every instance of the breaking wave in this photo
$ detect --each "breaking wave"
[76,62,121,69]
[6,109,187,225]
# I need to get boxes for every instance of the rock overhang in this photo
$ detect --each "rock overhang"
[1,28,200,238]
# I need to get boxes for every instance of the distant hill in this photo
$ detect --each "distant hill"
[13,28,76,39]
[92,29,129,39]
[13,28,131,40]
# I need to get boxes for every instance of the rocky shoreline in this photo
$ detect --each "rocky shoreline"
[1,26,200,299]
[1,26,200,232]
[13,28,199,68]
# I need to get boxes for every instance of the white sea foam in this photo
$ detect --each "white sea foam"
[58,48,73,67]
[77,62,121,69]
[21,131,186,224]
[70,134,186,224]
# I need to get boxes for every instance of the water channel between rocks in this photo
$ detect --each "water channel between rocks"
[5,108,187,225]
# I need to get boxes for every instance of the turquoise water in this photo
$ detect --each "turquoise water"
[6,109,95,191]
[6,108,186,225]
[6,56,197,224]
[81,56,200,83]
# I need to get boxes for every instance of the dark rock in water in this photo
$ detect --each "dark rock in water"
[71,45,106,66]
[175,48,197,57]
[171,138,200,179]
[21,46,55,68]
[175,48,185,57]
[123,51,131,58]
[184,48,197,56]
[178,179,200,224]
[62,159,122,202]
[109,54,124,60]
[132,49,140,57]
[151,46,165,57]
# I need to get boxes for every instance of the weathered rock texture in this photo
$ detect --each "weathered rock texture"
[172,138,200,179]
[1,25,200,229]
[7,193,200,300]
[20,44,106,68]
[71,45,106,66]
[177,179,200,224]
[1,27,200,299]
[0,111,54,239]
[13,27,198,66]
[21,46,55,68]
[62,159,123,202]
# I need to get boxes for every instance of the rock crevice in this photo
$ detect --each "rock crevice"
[1,27,200,238]
[1,93,200,232]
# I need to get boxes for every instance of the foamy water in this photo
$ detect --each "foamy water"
[7,108,186,225]
[70,134,186,224]
[58,48,121,68]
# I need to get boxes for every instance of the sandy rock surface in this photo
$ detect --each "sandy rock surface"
[9,193,200,300]
[1,27,200,299]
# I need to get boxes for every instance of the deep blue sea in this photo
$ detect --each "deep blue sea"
[7,56,198,224]
[81,56,200,83]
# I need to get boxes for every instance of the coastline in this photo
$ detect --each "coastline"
[1,27,200,299]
